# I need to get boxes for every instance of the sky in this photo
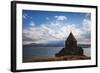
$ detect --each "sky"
[22,10,91,45]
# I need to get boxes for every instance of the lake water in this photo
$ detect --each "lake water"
[23,47,91,60]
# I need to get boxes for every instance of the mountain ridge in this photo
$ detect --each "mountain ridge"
[23,43,90,48]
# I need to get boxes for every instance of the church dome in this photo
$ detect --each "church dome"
[66,32,77,42]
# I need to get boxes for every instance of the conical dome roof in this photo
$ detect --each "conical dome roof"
[67,32,77,42]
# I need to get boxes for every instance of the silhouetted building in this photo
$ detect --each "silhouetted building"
[55,32,83,57]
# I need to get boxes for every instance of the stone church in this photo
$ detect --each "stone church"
[55,32,83,57]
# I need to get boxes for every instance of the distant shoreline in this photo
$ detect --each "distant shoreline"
[23,55,91,63]
[23,43,90,48]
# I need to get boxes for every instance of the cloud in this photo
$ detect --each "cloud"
[23,15,91,45]
[54,16,67,21]
[82,19,91,32]
[23,14,28,19]
[46,17,49,20]
[85,13,91,18]
[29,21,35,26]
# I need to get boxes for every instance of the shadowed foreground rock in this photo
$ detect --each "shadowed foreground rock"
[55,32,83,57]
[23,55,90,63]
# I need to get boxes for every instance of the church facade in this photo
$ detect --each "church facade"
[55,32,83,57]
